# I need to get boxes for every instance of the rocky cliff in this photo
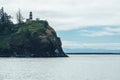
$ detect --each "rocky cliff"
[0,20,68,57]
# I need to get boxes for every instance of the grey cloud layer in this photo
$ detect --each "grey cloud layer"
[1,0,120,31]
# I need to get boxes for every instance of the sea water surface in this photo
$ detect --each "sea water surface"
[0,55,120,80]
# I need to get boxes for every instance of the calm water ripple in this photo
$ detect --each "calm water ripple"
[0,55,120,80]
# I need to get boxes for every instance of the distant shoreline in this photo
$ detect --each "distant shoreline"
[67,53,120,55]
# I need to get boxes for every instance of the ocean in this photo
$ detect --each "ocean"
[0,55,120,80]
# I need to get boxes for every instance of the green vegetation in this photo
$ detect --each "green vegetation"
[0,35,11,48]
[0,7,13,34]
[0,20,50,48]
[15,9,50,36]
[0,7,50,48]
[16,21,48,34]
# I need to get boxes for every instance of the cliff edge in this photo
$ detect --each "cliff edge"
[0,20,68,57]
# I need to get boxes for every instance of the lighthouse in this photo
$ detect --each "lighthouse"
[29,11,33,20]
[26,11,33,21]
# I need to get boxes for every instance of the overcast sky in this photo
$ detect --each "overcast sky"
[1,0,120,30]
[1,0,120,51]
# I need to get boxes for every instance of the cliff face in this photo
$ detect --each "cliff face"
[0,20,68,57]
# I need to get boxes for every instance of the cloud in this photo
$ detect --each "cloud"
[1,0,120,31]
[80,27,120,37]
[106,27,120,33]
[62,41,120,50]
[81,31,114,37]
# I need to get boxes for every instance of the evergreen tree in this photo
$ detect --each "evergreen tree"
[0,7,4,22]
[0,7,13,34]
[0,7,5,32]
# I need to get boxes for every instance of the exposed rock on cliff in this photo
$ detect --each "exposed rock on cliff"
[0,20,68,57]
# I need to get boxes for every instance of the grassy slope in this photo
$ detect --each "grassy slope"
[0,20,49,48]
